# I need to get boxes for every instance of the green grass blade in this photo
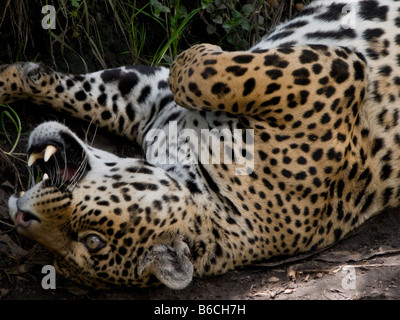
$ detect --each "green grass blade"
[152,7,201,65]
[0,104,22,155]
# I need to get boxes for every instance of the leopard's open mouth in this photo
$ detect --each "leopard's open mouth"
[26,132,91,190]
[9,129,93,229]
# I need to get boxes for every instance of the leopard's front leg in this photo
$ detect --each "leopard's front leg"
[0,62,174,144]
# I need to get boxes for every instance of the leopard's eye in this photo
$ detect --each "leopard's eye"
[83,234,105,252]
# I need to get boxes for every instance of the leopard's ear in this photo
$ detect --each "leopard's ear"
[138,239,193,290]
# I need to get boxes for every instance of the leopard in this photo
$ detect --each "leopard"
[4,0,400,290]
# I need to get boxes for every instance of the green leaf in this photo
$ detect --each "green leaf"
[201,0,214,10]
[150,0,170,17]
[215,0,226,8]
[240,19,251,31]
[242,4,253,16]
[227,33,236,45]
[204,3,215,13]
[236,38,249,50]
[70,0,80,9]
[222,20,234,31]
[176,5,188,19]
[212,15,223,24]
[231,9,243,20]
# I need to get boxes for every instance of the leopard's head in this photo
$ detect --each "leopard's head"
[8,121,194,289]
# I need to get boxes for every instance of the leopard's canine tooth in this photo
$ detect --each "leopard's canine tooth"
[27,145,57,166]
[44,145,57,162]
[28,153,41,167]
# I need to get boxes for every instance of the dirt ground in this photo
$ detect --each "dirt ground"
[1,102,400,301]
